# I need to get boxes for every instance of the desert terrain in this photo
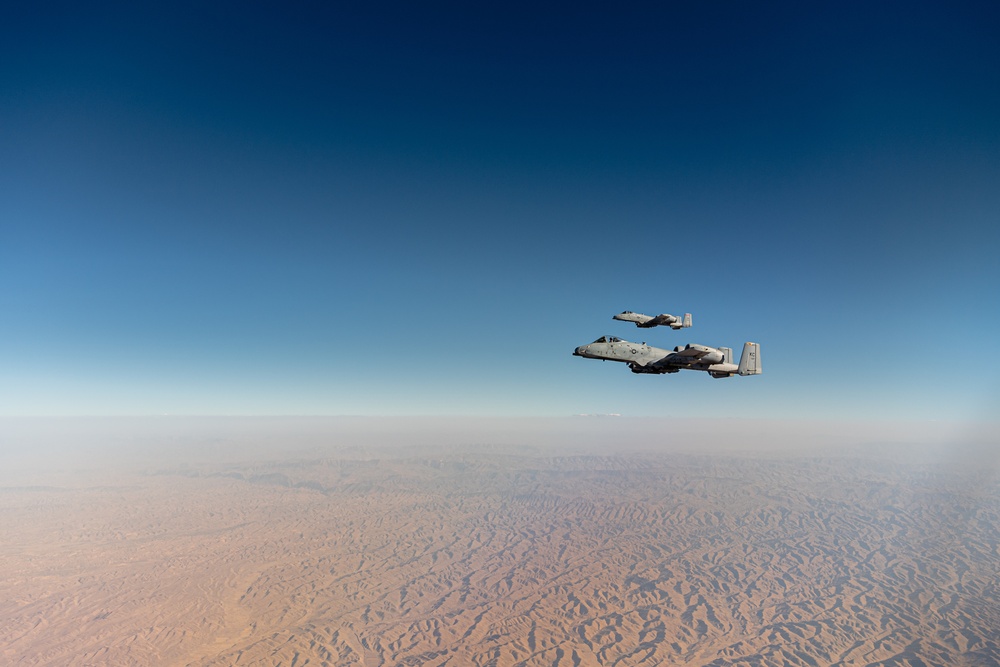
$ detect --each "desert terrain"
[2,426,999,666]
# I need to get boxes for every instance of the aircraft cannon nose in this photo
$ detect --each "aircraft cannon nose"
[573,345,587,357]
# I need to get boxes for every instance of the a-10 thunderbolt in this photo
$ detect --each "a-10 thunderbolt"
[573,310,761,378]
[613,310,691,329]
[574,338,761,378]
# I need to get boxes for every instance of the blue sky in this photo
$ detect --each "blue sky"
[2,2,999,420]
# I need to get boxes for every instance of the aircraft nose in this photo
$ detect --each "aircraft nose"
[573,345,587,357]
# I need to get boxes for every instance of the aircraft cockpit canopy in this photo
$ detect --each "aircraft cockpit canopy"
[592,336,622,343]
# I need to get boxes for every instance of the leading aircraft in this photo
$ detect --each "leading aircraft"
[573,337,761,378]
[613,310,691,329]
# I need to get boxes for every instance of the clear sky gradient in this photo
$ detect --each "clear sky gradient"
[2,2,999,420]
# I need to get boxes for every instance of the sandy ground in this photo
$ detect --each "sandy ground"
[2,443,999,666]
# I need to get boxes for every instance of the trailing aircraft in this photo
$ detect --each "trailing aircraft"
[613,311,691,329]
[573,337,761,379]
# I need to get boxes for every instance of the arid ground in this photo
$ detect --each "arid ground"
[2,427,999,666]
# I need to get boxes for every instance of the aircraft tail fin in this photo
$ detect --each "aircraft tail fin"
[737,342,761,376]
[683,313,692,328]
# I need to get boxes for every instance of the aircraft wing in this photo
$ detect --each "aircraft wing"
[641,312,691,329]
[666,344,727,365]
[643,352,685,372]
[641,313,680,328]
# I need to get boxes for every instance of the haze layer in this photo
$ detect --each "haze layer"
[2,427,998,666]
